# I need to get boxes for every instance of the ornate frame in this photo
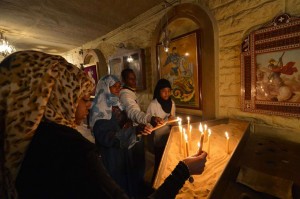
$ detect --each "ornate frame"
[157,30,202,110]
[241,13,300,117]
[83,64,98,96]
[108,49,145,90]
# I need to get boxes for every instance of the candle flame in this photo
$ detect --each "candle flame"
[198,142,200,148]
[225,131,229,139]
[184,132,188,142]
[208,129,211,136]
[204,124,207,131]
[199,123,203,132]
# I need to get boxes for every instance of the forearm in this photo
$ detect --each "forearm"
[148,161,190,199]
[127,106,151,125]
[93,120,137,149]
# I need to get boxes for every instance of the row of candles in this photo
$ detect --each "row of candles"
[177,117,230,157]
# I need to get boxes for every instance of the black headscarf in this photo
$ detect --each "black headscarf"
[153,79,172,114]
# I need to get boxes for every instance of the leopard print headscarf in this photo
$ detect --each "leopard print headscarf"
[0,51,95,199]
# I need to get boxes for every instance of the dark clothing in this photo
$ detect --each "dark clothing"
[149,161,190,199]
[16,121,129,199]
[93,107,145,198]
[16,121,190,199]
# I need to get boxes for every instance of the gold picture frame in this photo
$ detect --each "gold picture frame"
[157,30,202,110]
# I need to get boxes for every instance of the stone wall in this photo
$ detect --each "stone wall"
[205,0,300,130]
[62,0,300,131]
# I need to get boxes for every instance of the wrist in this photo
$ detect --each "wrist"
[181,160,190,176]
[181,160,194,183]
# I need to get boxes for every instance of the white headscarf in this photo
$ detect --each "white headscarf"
[89,75,123,129]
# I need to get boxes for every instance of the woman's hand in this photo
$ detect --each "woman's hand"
[136,124,152,136]
[150,116,164,127]
[168,115,176,120]
[182,151,207,175]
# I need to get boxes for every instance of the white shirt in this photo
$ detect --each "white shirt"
[76,123,95,143]
[120,88,152,125]
[147,98,176,120]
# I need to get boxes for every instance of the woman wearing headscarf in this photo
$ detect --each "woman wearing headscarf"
[0,51,129,199]
[0,51,207,199]
[147,78,176,184]
[89,74,151,198]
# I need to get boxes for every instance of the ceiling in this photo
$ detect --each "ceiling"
[0,0,165,54]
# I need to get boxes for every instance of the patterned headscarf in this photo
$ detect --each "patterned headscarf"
[0,51,94,199]
[89,75,123,129]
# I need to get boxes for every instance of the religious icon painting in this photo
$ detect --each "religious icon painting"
[157,30,202,110]
[241,13,300,117]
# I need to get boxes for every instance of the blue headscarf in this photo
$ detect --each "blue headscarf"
[89,75,123,128]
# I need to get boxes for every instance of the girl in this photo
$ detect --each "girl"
[147,78,176,184]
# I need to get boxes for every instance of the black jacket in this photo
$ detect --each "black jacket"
[16,121,129,199]
[16,121,189,199]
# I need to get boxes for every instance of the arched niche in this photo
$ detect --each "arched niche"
[151,3,216,120]
[83,49,107,81]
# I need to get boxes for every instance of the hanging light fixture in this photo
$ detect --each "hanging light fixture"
[127,55,133,63]
[0,32,16,57]
[161,2,171,52]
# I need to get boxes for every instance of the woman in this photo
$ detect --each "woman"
[147,78,176,120]
[0,51,207,199]
[0,51,129,199]
[147,78,176,184]
[89,74,151,198]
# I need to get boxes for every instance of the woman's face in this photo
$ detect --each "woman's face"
[160,87,171,101]
[75,94,92,125]
[109,81,122,96]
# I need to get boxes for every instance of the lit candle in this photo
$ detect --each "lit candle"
[198,124,204,155]
[204,124,208,142]
[184,129,189,157]
[197,142,201,155]
[225,131,229,154]
[178,120,183,154]
[199,122,203,133]
[187,116,190,129]
[189,125,192,142]
[207,129,211,157]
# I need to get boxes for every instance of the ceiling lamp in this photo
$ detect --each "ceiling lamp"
[0,32,16,57]
[161,2,171,53]
[127,55,133,63]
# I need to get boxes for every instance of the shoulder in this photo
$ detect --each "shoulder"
[36,122,95,151]
[171,99,176,105]
[120,88,133,95]
[149,99,158,105]
[148,99,160,108]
